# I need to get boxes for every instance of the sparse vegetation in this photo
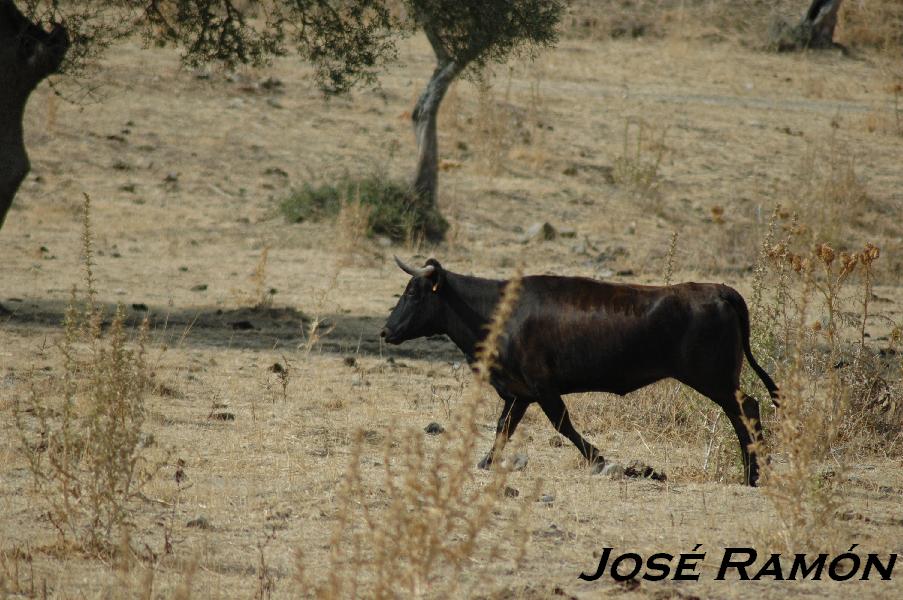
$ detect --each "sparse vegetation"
[612,117,667,198]
[788,134,873,247]
[12,195,160,556]
[297,271,535,598]
[280,173,448,243]
[2,3,903,597]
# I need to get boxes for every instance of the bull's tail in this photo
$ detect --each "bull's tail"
[722,287,781,407]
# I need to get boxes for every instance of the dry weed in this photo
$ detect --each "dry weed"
[233,245,276,309]
[295,268,537,598]
[612,117,667,202]
[752,234,902,550]
[838,0,903,50]
[789,133,871,247]
[13,194,161,556]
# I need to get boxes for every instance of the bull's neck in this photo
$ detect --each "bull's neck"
[440,272,504,363]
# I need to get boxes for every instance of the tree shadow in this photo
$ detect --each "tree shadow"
[0,297,462,363]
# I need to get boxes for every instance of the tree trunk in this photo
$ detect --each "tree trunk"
[803,0,844,48]
[770,0,845,51]
[409,27,463,242]
[411,60,458,209]
[0,0,68,230]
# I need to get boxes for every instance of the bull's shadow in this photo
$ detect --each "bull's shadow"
[0,297,461,362]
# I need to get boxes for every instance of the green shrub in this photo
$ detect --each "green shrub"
[280,174,448,243]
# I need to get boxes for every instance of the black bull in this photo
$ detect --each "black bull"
[381,257,779,486]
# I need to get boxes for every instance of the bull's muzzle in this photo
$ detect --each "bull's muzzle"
[380,327,401,344]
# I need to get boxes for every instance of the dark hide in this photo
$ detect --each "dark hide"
[0,0,69,229]
[382,259,779,486]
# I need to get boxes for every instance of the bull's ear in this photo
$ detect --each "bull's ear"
[425,258,446,292]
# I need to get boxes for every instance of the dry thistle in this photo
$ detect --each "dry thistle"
[14,194,161,556]
[664,230,679,286]
[474,267,524,383]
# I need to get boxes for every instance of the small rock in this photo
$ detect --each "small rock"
[261,76,284,91]
[264,166,288,178]
[186,516,211,529]
[558,227,577,238]
[228,98,244,109]
[503,486,520,498]
[593,461,625,479]
[548,436,564,448]
[209,412,236,421]
[266,98,283,109]
[538,494,555,503]
[511,453,529,471]
[522,222,557,243]
[624,460,667,481]
[424,422,445,435]
[376,236,392,247]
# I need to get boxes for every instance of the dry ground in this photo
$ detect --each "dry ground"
[1,20,903,600]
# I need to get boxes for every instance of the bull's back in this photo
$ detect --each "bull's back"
[500,278,735,395]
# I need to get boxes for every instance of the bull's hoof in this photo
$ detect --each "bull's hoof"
[587,455,607,474]
[477,454,492,470]
[592,462,624,478]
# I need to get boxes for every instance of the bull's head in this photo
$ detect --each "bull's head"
[381,256,446,344]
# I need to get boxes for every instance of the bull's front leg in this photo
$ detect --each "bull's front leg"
[478,394,529,470]
[538,394,605,466]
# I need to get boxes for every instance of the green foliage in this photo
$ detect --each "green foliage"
[281,173,448,242]
[409,0,565,69]
[20,1,564,93]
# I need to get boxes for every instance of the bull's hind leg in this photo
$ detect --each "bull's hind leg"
[719,392,764,486]
[538,395,604,466]
[478,394,529,470]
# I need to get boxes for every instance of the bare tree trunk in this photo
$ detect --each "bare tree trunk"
[770,0,845,51]
[0,0,68,230]
[409,29,462,241]
[411,60,458,208]
[803,0,844,48]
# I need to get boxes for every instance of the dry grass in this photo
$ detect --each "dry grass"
[296,271,534,599]
[787,132,873,247]
[611,117,667,202]
[838,0,903,50]
[2,11,903,599]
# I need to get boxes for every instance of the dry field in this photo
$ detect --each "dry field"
[2,7,903,599]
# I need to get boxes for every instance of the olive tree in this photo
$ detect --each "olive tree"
[0,1,564,242]
[405,1,564,239]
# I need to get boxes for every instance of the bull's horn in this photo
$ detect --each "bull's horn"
[394,255,435,278]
